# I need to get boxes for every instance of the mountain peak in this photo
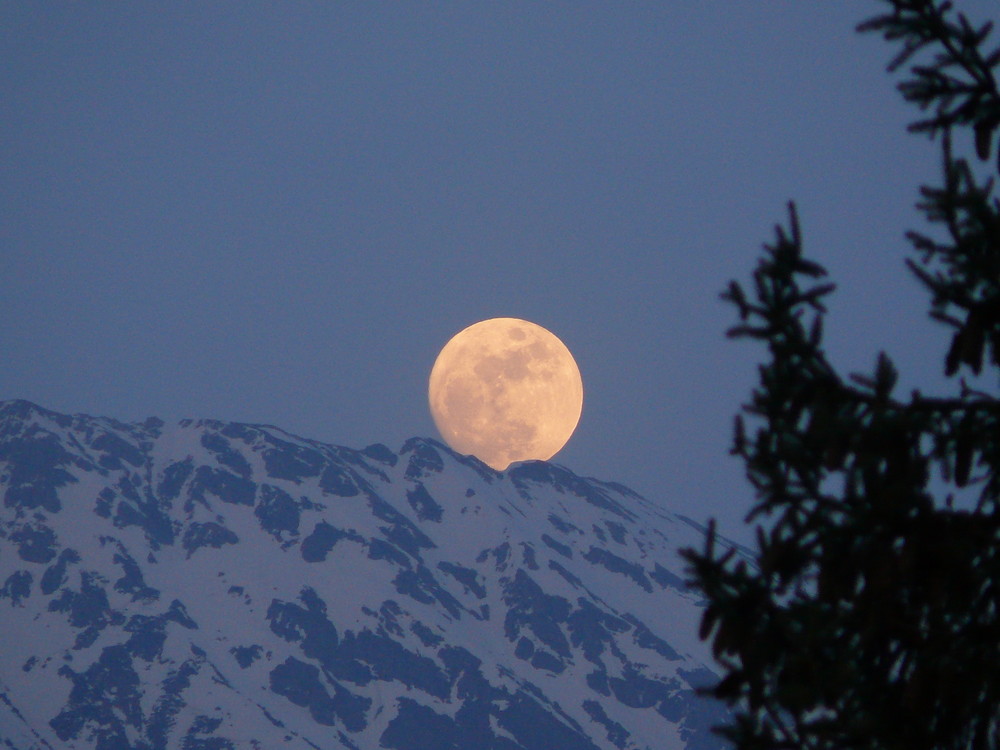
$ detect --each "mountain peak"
[0,400,732,750]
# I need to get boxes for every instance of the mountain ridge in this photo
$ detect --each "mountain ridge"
[0,399,731,750]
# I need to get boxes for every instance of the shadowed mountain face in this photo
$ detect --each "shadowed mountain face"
[0,399,731,750]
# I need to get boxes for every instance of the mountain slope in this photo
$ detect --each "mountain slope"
[0,400,732,750]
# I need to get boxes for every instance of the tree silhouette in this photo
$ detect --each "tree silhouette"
[683,2,1000,748]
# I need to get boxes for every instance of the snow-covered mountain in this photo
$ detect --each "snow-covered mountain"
[0,399,733,750]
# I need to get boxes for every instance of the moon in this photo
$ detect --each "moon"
[428,317,584,471]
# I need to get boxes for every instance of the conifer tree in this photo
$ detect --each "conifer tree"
[683,2,1000,747]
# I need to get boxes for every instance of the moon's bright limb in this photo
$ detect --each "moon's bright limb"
[428,317,584,471]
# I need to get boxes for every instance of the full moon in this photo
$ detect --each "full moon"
[428,318,584,471]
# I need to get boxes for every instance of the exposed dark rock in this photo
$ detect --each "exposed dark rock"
[531,649,566,674]
[231,644,263,669]
[164,599,198,629]
[112,476,175,547]
[379,697,456,750]
[368,494,435,556]
[548,559,585,589]
[650,561,688,592]
[547,513,581,535]
[368,538,411,568]
[124,613,170,661]
[541,533,573,558]
[510,462,636,521]
[48,571,117,632]
[604,521,627,545]
[437,561,486,599]
[405,484,443,523]
[626,614,681,661]
[521,542,539,570]
[319,463,359,496]
[362,443,397,466]
[338,629,450,699]
[269,656,370,732]
[41,548,81,595]
[497,691,602,750]
[410,621,443,647]
[567,599,630,665]
[201,432,253,479]
[262,441,325,483]
[159,458,194,502]
[587,669,611,697]
[189,466,256,508]
[147,657,201,749]
[50,645,143,746]
[1,570,32,606]
[503,570,571,658]
[182,522,239,556]
[300,521,357,563]
[392,565,462,618]
[183,714,234,750]
[11,524,58,564]
[583,700,629,749]
[608,666,675,710]
[91,431,144,471]
[94,487,115,518]
[255,483,300,537]
[582,546,653,592]
[112,547,160,602]
[0,428,76,513]
[267,588,341,671]
[401,439,444,480]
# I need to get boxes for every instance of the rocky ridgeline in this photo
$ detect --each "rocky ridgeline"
[0,399,731,750]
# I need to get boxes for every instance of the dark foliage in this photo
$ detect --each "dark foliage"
[683,2,1000,748]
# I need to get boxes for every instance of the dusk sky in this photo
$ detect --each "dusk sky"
[5,2,996,543]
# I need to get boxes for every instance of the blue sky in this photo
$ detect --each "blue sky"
[4,2,996,541]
